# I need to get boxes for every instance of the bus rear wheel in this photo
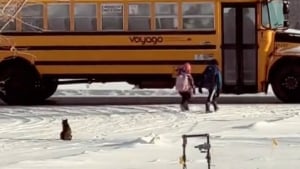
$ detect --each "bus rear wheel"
[0,62,40,105]
[271,64,300,103]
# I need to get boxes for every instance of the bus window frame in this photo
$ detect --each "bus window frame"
[182,2,215,31]
[74,3,97,32]
[155,2,178,30]
[128,2,151,31]
[101,3,124,31]
[0,5,17,32]
[47,2,71,32]
[20,3,44,32]
[0,20,17,32]
[261,0,286,30]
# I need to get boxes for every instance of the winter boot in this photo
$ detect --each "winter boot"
[205,103,212,113]
[180,104,189,112]
[213,101,219,112]
[184,102,189,111]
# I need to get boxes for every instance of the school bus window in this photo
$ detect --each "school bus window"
[182,3,214,30]
[101,3,123,31]
[243,49,256,85]
[21,4,43,32]
[262,4,270,28]
[243,8,255,44]
[128,3,150,31]
[0,6,16,32]
[47,3,70,31]
[74,3,97,32]
[0,20,16,32]
[265,1,284,28]
[223,49,237,85]
[223,8,236,44]
[155,3,178,30]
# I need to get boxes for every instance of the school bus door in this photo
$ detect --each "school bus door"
[221,4,258,94]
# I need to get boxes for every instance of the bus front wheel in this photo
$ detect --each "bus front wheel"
[271,64,300,103]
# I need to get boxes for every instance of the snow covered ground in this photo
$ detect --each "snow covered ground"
[0,82,299,169]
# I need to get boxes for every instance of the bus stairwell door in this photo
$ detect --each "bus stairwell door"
[221,4,258,94]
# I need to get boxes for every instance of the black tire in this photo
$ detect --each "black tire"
[271,64,300,103]
[0,62,40,105]
[35,78,58,100]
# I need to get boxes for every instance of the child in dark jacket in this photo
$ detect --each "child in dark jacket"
[199,60,222,113]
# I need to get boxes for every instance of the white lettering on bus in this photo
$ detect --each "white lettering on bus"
[129,36,163,45]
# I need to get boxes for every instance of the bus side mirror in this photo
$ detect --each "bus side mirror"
[283,0,290,14]
[283,0,290,28]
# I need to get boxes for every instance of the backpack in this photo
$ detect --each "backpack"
[175,73,190,92]
[202,65,218,89]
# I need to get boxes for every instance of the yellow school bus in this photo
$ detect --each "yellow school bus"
[0,0,297,104]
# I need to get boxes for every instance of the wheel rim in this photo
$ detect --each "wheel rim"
[272,65,300,102]
[281,76,299,90]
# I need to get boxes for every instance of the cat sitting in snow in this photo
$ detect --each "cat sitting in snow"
[60,119,72,141]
